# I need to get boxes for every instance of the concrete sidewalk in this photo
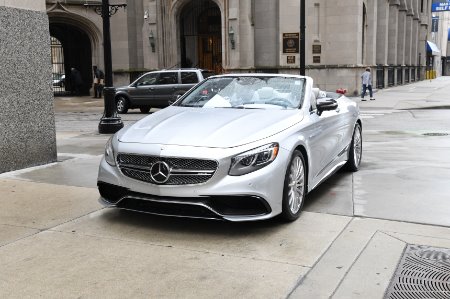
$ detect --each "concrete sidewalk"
[0,78,449,298]
[350,76,450,110]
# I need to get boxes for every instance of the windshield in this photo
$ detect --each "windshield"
[176,76,305,109]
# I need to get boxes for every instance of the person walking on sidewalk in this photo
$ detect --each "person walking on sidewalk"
[361,68,375,101]
[92,66,105,98]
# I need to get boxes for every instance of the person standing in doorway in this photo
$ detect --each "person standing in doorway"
[361,67,375,101]
[70,67,83,96]
[92,66,105,98]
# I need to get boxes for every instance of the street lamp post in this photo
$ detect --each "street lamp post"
[300,0,305,76]
[86,0,126,134]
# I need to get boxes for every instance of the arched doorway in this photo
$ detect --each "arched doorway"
[179,0,222,73]
[50,23,92,95]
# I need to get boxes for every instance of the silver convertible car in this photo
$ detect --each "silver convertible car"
[97,74,362,222]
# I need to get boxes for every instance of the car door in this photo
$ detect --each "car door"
[128,73,159,106]
[149,72,179,107]
[307,97,352,186]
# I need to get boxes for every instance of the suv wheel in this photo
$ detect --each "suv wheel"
[116,96,129,114]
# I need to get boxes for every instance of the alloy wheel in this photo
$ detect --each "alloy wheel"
[288,156,305,214]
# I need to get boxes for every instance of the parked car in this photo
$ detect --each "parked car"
[98,74,362,222]
[52,73,65,87]
[114,69,214,114]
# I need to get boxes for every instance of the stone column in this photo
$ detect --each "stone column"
[366,0,378,65]
[377,0,389,65]
[0,0,57,173]
[228,0,240,69]
[238,0,254,69]
[254,0,279,69]
[418,0,431,78]
[388,0,400,65]
[404,7,414,65]
[397,3,407,66]
[412,9,420,66]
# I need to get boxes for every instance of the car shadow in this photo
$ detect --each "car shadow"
[303,169,354,216]
[98,207,292,238]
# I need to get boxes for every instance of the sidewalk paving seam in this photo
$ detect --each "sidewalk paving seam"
[295,211,450,230]
[328,230,398,298]
[381,242,408,299]
[0,207,105,250]
[351,214,450,229]
[286,217,355,298]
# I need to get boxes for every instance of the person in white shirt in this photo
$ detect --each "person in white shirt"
[361,68,375,101]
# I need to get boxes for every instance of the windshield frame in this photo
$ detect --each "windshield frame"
[173,75,306,110]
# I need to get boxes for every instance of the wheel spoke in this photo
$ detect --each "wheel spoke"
[353,128,362,166]
[287,156,305,215]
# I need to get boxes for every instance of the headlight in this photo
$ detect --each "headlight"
[229,143,279,176]
[104,135,116,166]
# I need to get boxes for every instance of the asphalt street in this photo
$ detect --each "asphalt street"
[1,77,450,298]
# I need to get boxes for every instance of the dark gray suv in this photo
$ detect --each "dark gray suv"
[115,69,214,113]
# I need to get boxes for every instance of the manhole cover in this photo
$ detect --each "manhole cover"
[422,133,449,137]
[385,244,450,299]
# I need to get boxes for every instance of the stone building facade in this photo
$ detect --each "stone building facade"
[46,0,433,95]
[0,0,56,174]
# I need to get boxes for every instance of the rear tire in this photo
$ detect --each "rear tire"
[345,123,362,172]
[280,150,307,222]
[116,96,129,114]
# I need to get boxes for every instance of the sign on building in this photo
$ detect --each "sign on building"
[283,33,299,54]
[432,0,450,12]
[432,16,439,32]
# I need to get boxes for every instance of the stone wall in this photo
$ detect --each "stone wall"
[0,4,57,174]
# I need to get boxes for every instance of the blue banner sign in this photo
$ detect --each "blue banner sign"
[432,0,450,12]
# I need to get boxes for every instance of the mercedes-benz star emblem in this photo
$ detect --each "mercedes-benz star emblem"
[150,161,171,184]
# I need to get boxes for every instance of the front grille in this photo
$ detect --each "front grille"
[117,153,218,185]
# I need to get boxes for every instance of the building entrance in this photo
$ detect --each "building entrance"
[180,0,222,74]
[49,23,92,96]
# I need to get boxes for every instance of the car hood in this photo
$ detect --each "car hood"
[118,106,304,148]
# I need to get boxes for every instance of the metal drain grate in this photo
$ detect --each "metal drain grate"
[385,244,450,299]
[422,133,449,137]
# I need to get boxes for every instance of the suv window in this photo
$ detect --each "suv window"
[181,72,199,84]
[156,72,178,85]
[136,73,159,86]
[201,71,215,79]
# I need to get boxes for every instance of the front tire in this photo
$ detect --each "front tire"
[345,123,362,172]
[116,96,129,114]
[281,150,307,222]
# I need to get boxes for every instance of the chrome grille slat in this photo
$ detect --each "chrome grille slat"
[117,153,218,185]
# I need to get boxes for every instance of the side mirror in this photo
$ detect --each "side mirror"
[316,98,338,116]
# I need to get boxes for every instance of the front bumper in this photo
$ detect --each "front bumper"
[98,181,272,221]
[97,143,290,221]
